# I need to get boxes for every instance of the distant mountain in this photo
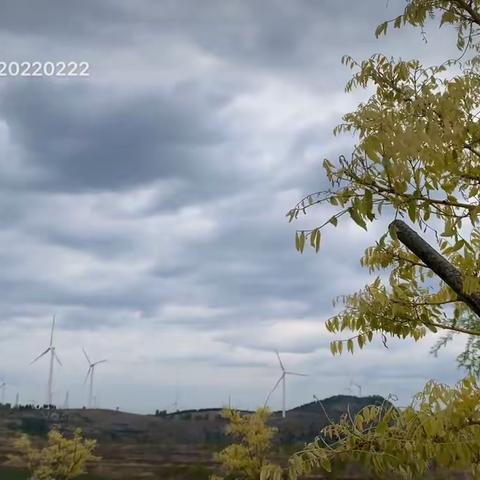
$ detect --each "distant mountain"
[268,394,394,443]
[289,394,391,414]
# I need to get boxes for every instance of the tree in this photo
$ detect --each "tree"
[211,408,283,480]
[8,428,100,480]
[281,0,480,478]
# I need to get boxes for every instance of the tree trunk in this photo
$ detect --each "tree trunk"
[389,219,480,318]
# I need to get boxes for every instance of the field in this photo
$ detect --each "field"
[0,467,109,479]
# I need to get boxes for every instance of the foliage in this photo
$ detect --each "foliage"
[284,377,480,479]
[282,0,480,478]
[210,408,283,480]
[8,428,100,480]
[287,0,480,368]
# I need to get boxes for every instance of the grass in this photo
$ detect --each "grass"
[0,466,110,479]
[0,467,25,480]
[156,464,212,479]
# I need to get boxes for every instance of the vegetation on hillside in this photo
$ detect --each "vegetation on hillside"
[210,408,283,480]
[8,428,99,480]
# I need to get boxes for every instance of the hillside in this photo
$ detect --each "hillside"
[0,395,391,479]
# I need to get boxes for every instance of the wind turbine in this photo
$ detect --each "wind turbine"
[346,379,362,396]
[31,315,62,406]
[354,382,362,397]
[0,380,6,404]
[83,348,106,409]
[264,350,307,418]
[164,389,182,413]
[63,391,70,410]
[170,392,180,412]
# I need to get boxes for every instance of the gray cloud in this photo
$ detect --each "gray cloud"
[0,0,465,412]
[0,0,129,42]
[0,80,236,192]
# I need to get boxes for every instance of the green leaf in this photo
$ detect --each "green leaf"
[320,456,331,472]
[407,200,417,222]
[349,207,367,230]
[298,232,305,253]
[364,190,373,216]
[425,324,438,333]
[310,228,321,252]
[375,21,388,38]
[440,10,455,26]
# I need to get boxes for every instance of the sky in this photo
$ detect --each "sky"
[0,0,469,414]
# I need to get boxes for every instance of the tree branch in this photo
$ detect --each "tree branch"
[452,0,480,27]
[389,219,480,319]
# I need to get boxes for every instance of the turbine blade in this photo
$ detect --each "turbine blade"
[50,315,56,347]
[285,371,308,377]
[83,367,92,385]
[54,352,63,366]
[94,359,107,366]
[264,374,284,408]
[275,350,285,371]
[30,348,50,364]
[82,348,92,365]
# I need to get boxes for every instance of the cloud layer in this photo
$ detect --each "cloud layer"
[0,0,465,413]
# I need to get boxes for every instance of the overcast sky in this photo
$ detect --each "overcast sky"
[0,0,468,414]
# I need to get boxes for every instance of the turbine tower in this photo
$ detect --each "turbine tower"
[31,315,62,406]
[169,389,182,412]
[346,378,362,396]
[264,350,307,418]
[83,348,106,409]
[63,391,70,410]
[0,380,6,404]
[354,382,362,397]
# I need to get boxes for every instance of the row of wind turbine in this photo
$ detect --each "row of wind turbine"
[30,315,106,407]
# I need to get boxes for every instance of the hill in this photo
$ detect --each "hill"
[0,394,391,479]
